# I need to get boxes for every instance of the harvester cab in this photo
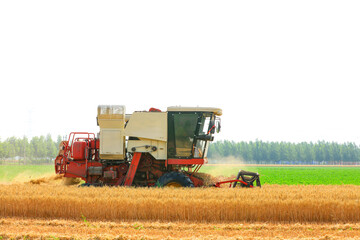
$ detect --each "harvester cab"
[54,106,261,188]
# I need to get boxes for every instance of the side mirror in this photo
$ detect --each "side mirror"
[216,118,221,133]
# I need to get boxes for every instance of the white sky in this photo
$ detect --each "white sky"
[0,0,359,144]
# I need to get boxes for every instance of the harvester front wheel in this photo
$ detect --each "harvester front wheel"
[156,172,194,188]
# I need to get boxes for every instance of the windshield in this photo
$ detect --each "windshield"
[198,115,211,135]
[173,113,198,157]
[194,113,213,158]
[167,112,214,159]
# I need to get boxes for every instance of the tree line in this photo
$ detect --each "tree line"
[0,134,62,164]
[208,140,360,164]
[1,135,360,165]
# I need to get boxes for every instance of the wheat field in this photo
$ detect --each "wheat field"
[1,217,360,240]
[1,182,360,239]
[1,183,359,223]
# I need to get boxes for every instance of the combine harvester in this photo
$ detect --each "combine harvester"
[55,106,261,188]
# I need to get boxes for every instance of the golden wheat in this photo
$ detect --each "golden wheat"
[0,184,359,223]
[1,217,359,240]
[28,174,81,185]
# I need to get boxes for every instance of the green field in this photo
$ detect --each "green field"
[0,164,359,185]
[0,165,53,183]
[199,165,360,185]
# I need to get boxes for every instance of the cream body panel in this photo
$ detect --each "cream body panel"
[124,112,167,141]
[100,129,125,160]
[97,105,126,160]
[127,138,167,160]
[98,119,125,128]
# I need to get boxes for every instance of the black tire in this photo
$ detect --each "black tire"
[156,171,194,187]
[78,183,91,187]
[78,183,103,187]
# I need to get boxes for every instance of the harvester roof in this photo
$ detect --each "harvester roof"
[167,106,222,116]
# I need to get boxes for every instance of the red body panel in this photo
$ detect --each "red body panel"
[64,161,87,178]
[167,159,205,165]
[72,141,86,160]
[124,152,142,186]
[188,174,204,187]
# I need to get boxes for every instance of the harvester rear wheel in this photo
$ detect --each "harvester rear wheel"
[156,172,194,188]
